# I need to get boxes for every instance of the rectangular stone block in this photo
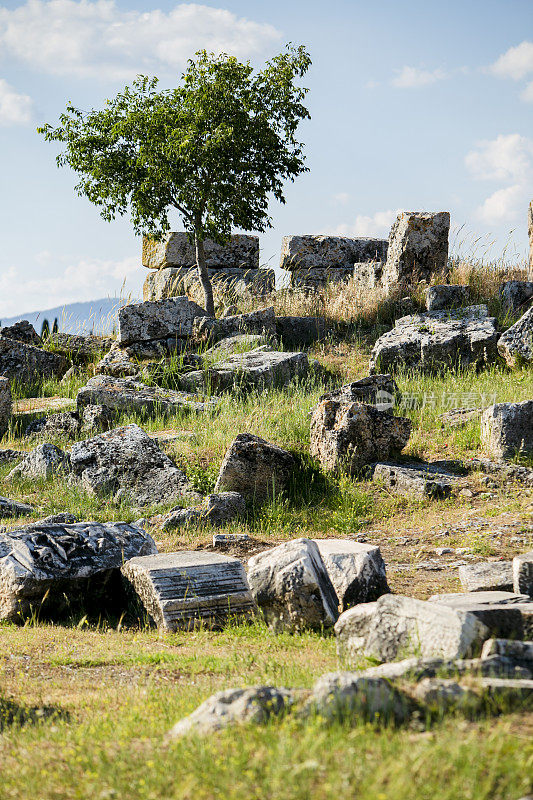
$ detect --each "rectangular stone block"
[429,592,533,640]
[121,551,256,630]
[481,401,533,460]
[371,461,457,499]
[514,552,533,597]
[143,267,274,301]
[118,297,209,345]
[142,233,259,270]
[382,211,450,290]
[280,236,388,271]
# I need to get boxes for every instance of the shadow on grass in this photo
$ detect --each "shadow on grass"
[0,695,69,731]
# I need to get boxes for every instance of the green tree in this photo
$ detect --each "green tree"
[40,319,50,339]
[38,45,311,316]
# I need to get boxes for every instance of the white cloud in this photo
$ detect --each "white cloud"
[332,192,350,205]
[0,1,281,81]
[489,41,533,103]
[0,78,32,125]
[391,66,446,88]
[0,255,142,317]
[466,134,533,224]
[334,209,399,237]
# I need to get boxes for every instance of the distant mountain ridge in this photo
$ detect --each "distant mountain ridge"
[0,297,132,335]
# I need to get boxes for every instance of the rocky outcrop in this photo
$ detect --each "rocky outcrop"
[118,297,209,346]
[247,538,339,631]
[425,284,470,311]
[481,401,533,460]
[142,233,259,270]
[381,211,450,291]
[0,377,11,438]
[497,306,533,367]
[313,539,389,610]
[0,321,40,346]
[0,521,156,621]
[214,433,294,504]
[369,306,499,374]
[69,423,197,506]
[162,492,246,531]
[0,337,68,385]
[310,400,411,475]
[122,550,255,630]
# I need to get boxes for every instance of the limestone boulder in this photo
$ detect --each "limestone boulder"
[118,297,209,346]
[310,400,411,475]
[307,673,410,723]
[319,374,400,411]
[193,307,276,343]
[481,638,533,668]
[497,306,533,367]
[0,337,68,385]
[0,377,11,438]
[500,281,533,314]
[0,321,40,346]
[529,200,533,279]
[6,443,70,482]
[481,401,533,460]
[369,306,500,374]
[142,233,259,270]
[214,433,294,504]
[122,550,255,630]
[313,539,389,610]
[247,538,339,631]
[45,333,113,365]
[371,461,458,499]
[0,521,156,621]
[425,284,470,311]
[204,334,267,359]
[514,552,533,598]
[162,492,246,531]
[275,316,327,348]
[381,211,450,290]
[0,496,34,518]
[279,235,388,271]
[459,561,514,593]
[335,594,489,665]
[69,423,197,506]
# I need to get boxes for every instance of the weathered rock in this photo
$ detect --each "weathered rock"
[459,561,514,593]
[0,496,34,518]
[80,404,113,435]
[45,333,113,365]
[352,260,384,291]
[0,376,11,438]
[6,443,70,482]
[514,552,533,598]
[313,539,389,611]
[412,678,479,711]
[381,211,450,290]
[371,461,457,499]
[439,407,482,427]
[25,411,80,440]
[335,594,489,665]
[355,654,530,681]
[77,375,219,417]
[468,457,533,486]
[204,334,267,359]
[193,307,276,344]
[0,320,40,346]
[0,521,156,621]
[122,550,255,630]
[481,400,533,460]
[214,433,294,504]
[481,638,533,666]
[36,513,80,526]
[95,343,139,378]
[319,374,400,411]
[275,316,327,348]
[0,449,24,465]
[167,685,295,738]
[179,348,309,394]
[369,306,499,374]
[310,400,411,475]
[479,677,533,703]
[143,266,274,301]
[118,297,209,346]
[247,538,339,631]
[428,592,533,640]
[426,284,470,311]
[162,493,245,531]
[213,533,250,546]
[69,423,196,506]
[500,280,533,313]
[307,672,409,723]
[279,236,388,271]
[0,338,68,385]
[142,233,259,270]
[289,266,355,289]
[497,306,533,367]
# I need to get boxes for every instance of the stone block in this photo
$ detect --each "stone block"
[428,592,533,640]
[142,233,259,270]
[481,401,533,460]
[45,333,113,365]
[275,316,327,348]
[307,672,410,723]
[497,306,533,367]
[161,492,245,531]
[381,211,450,290]
[514,552,533,597]
[313,538,389,610]
[118,297,209,346]
[500,280,533,313]
[0,337,68,385]
[425,284,470,311]
[279,235,388,271]
[0,321,40,346]
[371,461,457,499]
[121,550,255,630]
[214,433,294,504]
[459,561,514,593]
[143,266,274,301]
[193,307,276,343]
[6,443,70,482]
[318,374,400,411]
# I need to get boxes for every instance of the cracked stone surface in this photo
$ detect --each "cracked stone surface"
[118,297,209,345]
[142,233,259,270]
[214,433,294,504]
[497,306,533,367]
[381,211,450,290]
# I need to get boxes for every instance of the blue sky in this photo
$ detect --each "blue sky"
[0,0,532,316]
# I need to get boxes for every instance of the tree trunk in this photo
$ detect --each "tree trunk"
[194,231,215,317]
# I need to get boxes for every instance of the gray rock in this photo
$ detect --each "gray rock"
[514,552,533,598]
[319,374,400,411]
[167,685,295,739]
[428,592,533,640]
[144,266,274,301]
[77,374,219,417]
[0,376,11,438]
[162,492,246,531]
[0,496,34,518]
[6,443,70,481]
[213,533,250,546]
[353,260,384,291]
[481,638,533,665]
[481,400,533,460]
[247,538,339,632]
[459,561,514,593]
[0,320,40,346]
[95,343,139,378]
[193,307,276,344]
[0,337,68,385]
[0,521,156,621]
[275,316,327,348]
[45,333,113,365]
[426,284,470,311]
[497,306,533,367]
[335,594,489,665]
[355,654,529,681]
[0,449,24,465]
[381,211,450,290]
[369,306,499,374]
[118,297,209,346]
[412,678,478,711]
[214,433,294,504]
[204,334,267,359]
[25,411,80,440]
[290,266,355,289]
[371,461,457,499]
[468,457,533,486]
[313,539,389,610]
[179,348,309,394]
[69,423,196,506]
[80,404,113,435]
[439,407,482,427]
[310,400,411,475]
[142,233,259,270]
[307,672,409,723]
[279,235,388,271]
[500,280,533,313]
[122,550,255,630]
[36,513,80,525]
[479,677,533,702]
